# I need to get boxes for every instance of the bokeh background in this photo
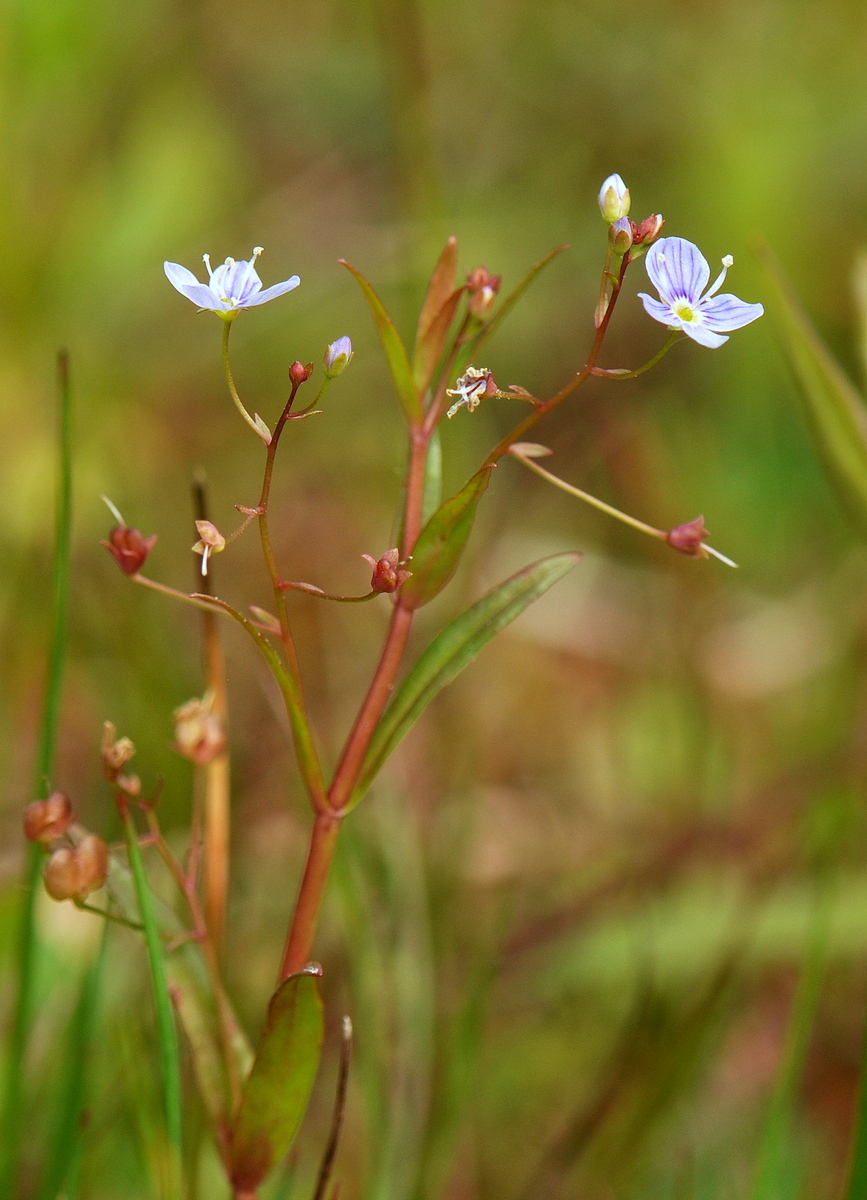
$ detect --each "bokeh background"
[4,0,867,1196]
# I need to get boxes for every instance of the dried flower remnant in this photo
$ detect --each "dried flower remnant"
[102,722,136,781]
[102,525,157,575]
[23,791,74,843]
[192,520,226,576]
[446,367,498,418]
[164,247,300,319]
[173,693,227,765]
[598,174,631,223]
[361,549,411,595]
[639,237,764,348]
[631,213,665,246]
[323,337,354,378]
[43,834,109,902]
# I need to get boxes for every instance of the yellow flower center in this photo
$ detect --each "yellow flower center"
[672,300,696,322]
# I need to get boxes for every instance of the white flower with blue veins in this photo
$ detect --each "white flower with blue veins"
[638,237,763,348]
[164,246,300,319]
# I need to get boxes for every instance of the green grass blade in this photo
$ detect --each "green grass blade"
[758,245,867,528]
[401,466,494,610]
[750,879,832,1200]
[122,803,184,1200]
[0,351,74,1194]
[340,259,423,424]
[352,552,580,806]
[36,926,108,1200]
[229,967,325,1192]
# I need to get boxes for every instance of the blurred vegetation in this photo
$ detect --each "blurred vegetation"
[5,0,867,1196]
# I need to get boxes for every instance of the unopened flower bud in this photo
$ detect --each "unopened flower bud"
[666,515,710,558]
[609,216,633,255]
[23,791,74,843]
[598,174,630,223]
[173,693,226,765]
[466,267,502,319]
[289,360,314,385]
[102,722,136,781]
[102,526,157,575]
[43,835,108,901]
[361,548,412,595]
[632,213,664,246]
[323,337,353,378]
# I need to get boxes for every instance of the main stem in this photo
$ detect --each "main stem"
[275,252,630,981]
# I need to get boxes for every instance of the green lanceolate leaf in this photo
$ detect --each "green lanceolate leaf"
[759,246,867,528]
[340,259,423,424]
[414,286,465,397]
[401,467,494,610]
[351,553,580,806]
[421,429,443,526]
[229,967,325,1192]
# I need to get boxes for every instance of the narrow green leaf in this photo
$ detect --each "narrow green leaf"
[453,243,568,379]
[401,467,494,610]
[421,428,443,526]
[340,259,423,423]
[0,352,73,1195]
[122,805,184,1200]
[415,235,458,351]
[229,967,325,1191]
[759,245,867,527]
[414,286,465,396]
[352,553,580,804]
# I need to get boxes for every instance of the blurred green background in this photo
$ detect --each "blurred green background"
[5,0,867,1196]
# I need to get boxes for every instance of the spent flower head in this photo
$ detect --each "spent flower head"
[638,237,763,348]
[192,520,226,576]
[598,174,630,223]
[446,367,498,418]
[24,792,75,843]
[361,549,411,595]
[164,246,300,320]
[173,693,226,765]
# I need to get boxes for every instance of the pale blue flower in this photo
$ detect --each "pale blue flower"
[323,336,354,378]
[164,246,300,318]
[638,237,763,348]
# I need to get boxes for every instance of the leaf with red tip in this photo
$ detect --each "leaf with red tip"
[415,235,458,350]
[414,286,466,396]
[229,967,325,1191]
[340,260,422,424]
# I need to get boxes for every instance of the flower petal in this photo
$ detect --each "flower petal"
[637,292,678,327]
[242,276,301,307]
[700,293,764,332]
[679,321,728,349]
[164,262,220,308]
[645,237,710,305]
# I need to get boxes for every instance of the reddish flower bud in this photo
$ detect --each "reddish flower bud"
[666,515,710,558]
[466,267,502,319]
[23,791,74,843]
[361,548,412,595]
[631,213,665,246]
[289,360,314,385]
[102,526,157,575]
[43,834,108,901]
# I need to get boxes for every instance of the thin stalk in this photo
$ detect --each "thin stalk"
[121,798,184,1200]
[312,1016,353,1200]
[511,451,667,541]
[0,351,74,1195]
[222,321,270,442]
[193,473,231,952]
[590,330,680,379]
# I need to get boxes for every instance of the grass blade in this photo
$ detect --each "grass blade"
[122,802,184,1200]
[0,350,74,1194]
[352,552,580,805]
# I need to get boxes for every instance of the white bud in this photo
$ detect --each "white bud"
[598,174,631,223]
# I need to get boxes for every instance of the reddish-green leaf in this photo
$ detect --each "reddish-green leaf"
[229,967,325,1191]
[414,286,466,396]
[415,235,458,350]
[401,467,494,610]
[340,260,422,424]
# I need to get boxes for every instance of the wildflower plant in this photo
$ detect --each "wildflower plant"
[22,179,763,1199]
